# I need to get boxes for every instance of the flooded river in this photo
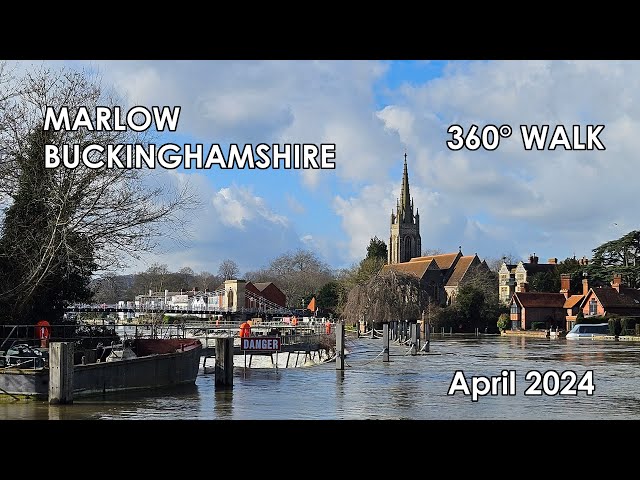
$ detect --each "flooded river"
[2,334,640,420]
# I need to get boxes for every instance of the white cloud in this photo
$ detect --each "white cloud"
[127,175,300,274]
[211,185,288,230]
[79,60,401,189]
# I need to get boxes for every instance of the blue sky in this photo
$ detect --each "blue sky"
[7,60,638,276]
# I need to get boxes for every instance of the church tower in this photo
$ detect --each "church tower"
[388,153,421,264]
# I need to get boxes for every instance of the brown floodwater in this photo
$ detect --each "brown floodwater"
[2,334,639,420]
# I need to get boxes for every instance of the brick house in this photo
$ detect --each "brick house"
[508,273,586,330]
[580,274,640,318]
[509,292,567,330]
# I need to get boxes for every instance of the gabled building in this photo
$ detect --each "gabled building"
[580,274,640,318]
[382,249,490,305]
[499,254,560,305]
[508,273,586,331]
[509,292,567,330]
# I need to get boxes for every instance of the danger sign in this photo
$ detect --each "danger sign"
[241,337,281,352]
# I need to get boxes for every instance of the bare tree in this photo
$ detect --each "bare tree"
[0,63,199,323]
[421,248,444,256]
[264,249,334,308]
[196,270,221,291]
[485,253,521,272]
[218,259,240,280]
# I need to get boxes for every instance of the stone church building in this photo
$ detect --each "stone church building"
[382,154,490,305]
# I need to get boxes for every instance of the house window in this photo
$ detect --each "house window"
[589,298,597,316]
[510,303,520,315]
[500,274,508,284]
[516,274,525,281]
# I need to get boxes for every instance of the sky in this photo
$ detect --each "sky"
[6,60,638,276]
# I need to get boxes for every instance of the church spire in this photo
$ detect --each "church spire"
[389,151,421,264]
[399,152,411,223]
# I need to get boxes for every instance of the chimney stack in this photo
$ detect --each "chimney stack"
[548,258,558,265]
[582,275,589,297]
[611,273,622,293]
[560,274,571,298]
[528,253,539,265]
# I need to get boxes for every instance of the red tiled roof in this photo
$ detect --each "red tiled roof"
[445,255,475,287]
[513,292,566,308]
[591,287,640,308]
[382,259,434,279]
[563,295,584,309]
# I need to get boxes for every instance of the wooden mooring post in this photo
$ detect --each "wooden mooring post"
[410,322,418,356]
[336,322,345,370]
[383,323,390,362]
[49,342,74,405]
[215,337,234,388]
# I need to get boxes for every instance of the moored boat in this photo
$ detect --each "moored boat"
[1,337,202,401]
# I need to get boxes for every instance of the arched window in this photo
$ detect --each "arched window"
[403,236,412,262]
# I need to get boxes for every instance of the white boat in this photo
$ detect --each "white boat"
[565,323,610,339]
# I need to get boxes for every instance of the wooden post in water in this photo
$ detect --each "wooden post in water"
[215,337,234,388]
[425,321,430,352]
[410,322,417,356]
[336,322,345,370]
[383,322,390,362]
[49,342,74,405]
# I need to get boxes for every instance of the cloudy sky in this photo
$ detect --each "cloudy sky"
[10,60,637,275]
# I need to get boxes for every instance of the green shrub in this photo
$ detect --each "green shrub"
[497,313,510,332]
[575,311,585,324]
[531,321,547,330]
[608,318,622,336]
[620,317,639,335]
[580,315,608,324]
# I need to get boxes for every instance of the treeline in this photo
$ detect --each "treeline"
[92,240,390,313]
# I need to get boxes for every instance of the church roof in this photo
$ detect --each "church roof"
[445,255,476,287]
[409,252,459,270]
[382,259,434,279]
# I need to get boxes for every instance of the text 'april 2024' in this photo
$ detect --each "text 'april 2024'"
[446,124,606,151]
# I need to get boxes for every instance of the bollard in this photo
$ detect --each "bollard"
[383,323,390,362]
[336,322,345,370]
[215,337,234,388]
[49,342,74,405]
